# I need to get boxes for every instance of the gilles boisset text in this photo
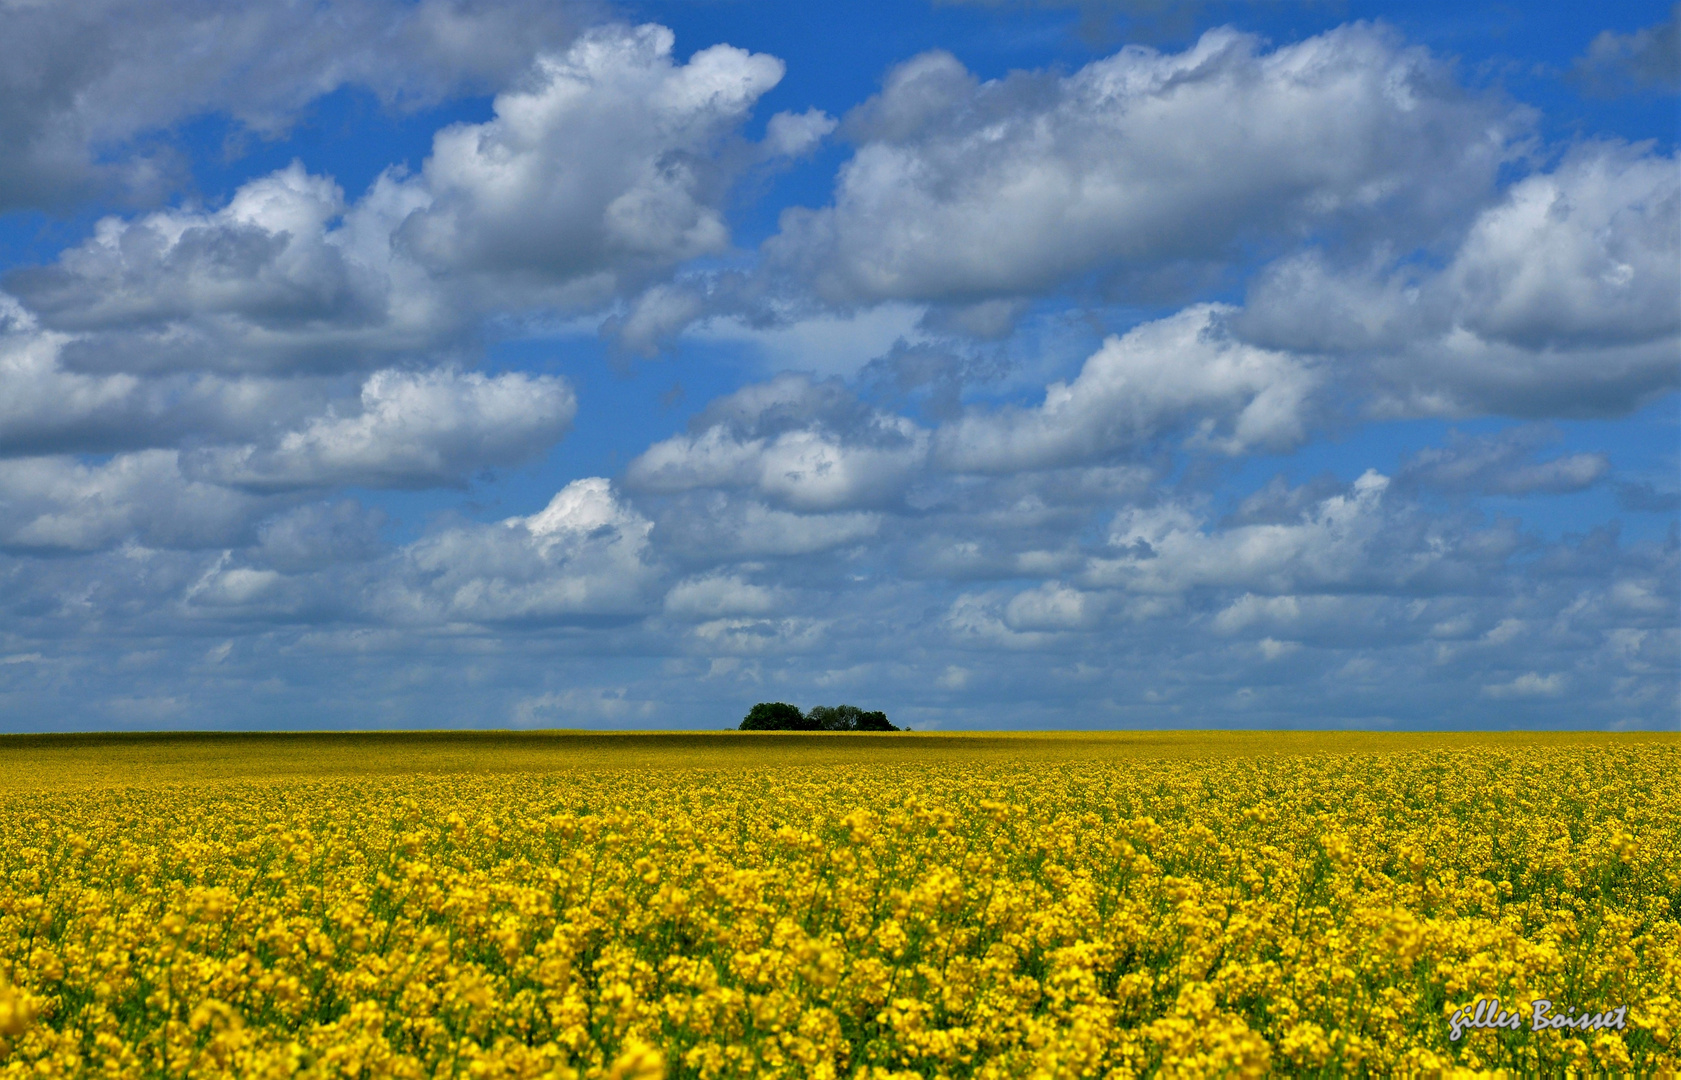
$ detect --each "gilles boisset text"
[1448,998,1629,1041]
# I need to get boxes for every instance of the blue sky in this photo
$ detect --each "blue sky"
[0,0,1674,731]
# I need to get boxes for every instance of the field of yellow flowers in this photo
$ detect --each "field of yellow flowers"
[0,731,1676,1077]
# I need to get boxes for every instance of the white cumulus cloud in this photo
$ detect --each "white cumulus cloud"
[9,162,451,375]
[627,374,930,511]
[1483,671,1567,698]
[767,23,1522,308]
[1240,143,1681,418]
[398,24,787,295]
[188,368,575,490]
[663,573,787,620]
[1084,470,1518,597]
[936,305,1317,472]
[0,0,592,212]
[0,451,262,552]
[377,478,660,624]
[10,24,803,375]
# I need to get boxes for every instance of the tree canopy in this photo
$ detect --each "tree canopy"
[739,702,898,731]
[739,702,809,731]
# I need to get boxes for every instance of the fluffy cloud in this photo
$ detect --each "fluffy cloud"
[880,463,1674,726]
[1396,428,1609,497]
[629,425,928,512]
[0,443,1670,728]
[1615,479,1681,514]
[512,687,661,727]
[1483,671,1566,698]
[0,451,263,553]
[187,368,575,490]
[249,501,387,573]
[858,340,1011,422]
[1573,6,1680,96]
[627,375,930,511]
[1240,143,1681,418]
[663,573,788,620]
[9,164,451,375]
[12,25,807,374]
[19,165,354,333]
[1085,471,1521,597]
[646,494,883,561]
[0,0,589,211]
[377,478,659,624]
[945,582,1146,650]
[686,615,828,656]
[0,296,142,453]
[0,284,570,492]
[1002,581,1106,632]
[397,24,791,296]
[766,23,1522,310]
[1443,145,1678,353]
[936,305,1316,472]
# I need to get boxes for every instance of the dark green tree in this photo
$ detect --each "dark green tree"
[803,704,899,731]
[806,705,861,731]
[855,710,896,731]
[740,702,900,731]
[739,702,808,730]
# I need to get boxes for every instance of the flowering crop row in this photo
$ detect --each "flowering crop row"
[0,742,1677,1076]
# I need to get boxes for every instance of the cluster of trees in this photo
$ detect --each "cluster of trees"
[739,702,899,731]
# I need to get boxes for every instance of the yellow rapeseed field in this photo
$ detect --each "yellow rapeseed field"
[0,731,1676,1077]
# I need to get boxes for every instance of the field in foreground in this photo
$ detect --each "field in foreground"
[0,731,1677,1077]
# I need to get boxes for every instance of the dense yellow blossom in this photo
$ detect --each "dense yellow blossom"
[0,735,1676,1076]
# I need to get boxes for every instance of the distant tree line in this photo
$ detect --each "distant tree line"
[739,702,899,731]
